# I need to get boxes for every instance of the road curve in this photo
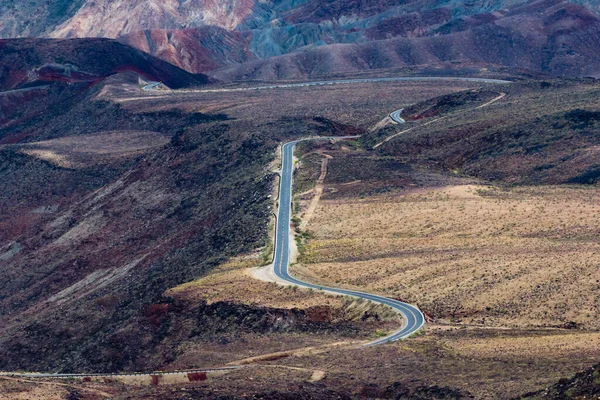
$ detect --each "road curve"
[142,81,161,91]
[272,138,426,345]
[389,109,405,124]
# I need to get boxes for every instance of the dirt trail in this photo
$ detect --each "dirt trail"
[373,117,445,149]
[0,376,113,398]
[300,153,332,230]
[373,91,506,149]
[226,341,361,366]
[476,92,506,109]
[225,341,360,382]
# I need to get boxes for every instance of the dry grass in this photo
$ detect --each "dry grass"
[0,376,114,399]
[167,257,347,311]
[444,329,600,361]
[0,383,68,400]
[298,184,600,329]
[273,326,600,399]
[167,255,400,325]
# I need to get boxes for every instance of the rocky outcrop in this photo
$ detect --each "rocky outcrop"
[50,0,259,39]
[520,363,600,399]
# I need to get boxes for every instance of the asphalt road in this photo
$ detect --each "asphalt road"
[389,109,405,124]
[273,138,425,345]
[142,81,161,91]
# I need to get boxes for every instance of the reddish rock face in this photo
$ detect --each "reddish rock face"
[305,305,333,323]
[50,0,259,39]
[102,0,600,79]
[118,27,257,73]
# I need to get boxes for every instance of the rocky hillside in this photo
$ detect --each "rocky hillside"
[369,78,600,185]
[0,39,372,371]
[118,27,258,74]
[0,0,83,37]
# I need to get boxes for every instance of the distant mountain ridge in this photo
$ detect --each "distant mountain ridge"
[1,0,600,79]
[4,0,599,38]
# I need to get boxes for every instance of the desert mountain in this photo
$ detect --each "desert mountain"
[2,0,600,79]
[0,0,293,38]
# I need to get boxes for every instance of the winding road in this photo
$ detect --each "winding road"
[270,138,426,345]
[4,75,513,379]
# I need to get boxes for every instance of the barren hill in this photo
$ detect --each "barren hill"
[373,79,600,185]
[0,38,210,92]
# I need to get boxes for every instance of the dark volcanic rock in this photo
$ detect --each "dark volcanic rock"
[519,363,600,399]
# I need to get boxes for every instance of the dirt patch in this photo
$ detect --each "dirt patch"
[170,266,346,311]
[20,131,169,167]
[0,376,113,399]
[300,153,332,230]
